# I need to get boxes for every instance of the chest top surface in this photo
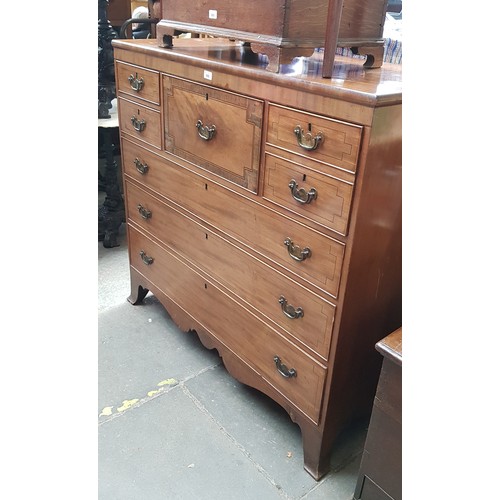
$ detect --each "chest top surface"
[112,38,402,107]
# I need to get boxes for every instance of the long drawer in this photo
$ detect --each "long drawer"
[126,180,336,360]
[121,140,345,298]
[128,225,327,423]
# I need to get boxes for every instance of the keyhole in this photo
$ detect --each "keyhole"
[302,174,307,182]
[137,109,140,115]
[308,123,312,132]
[205,93,209,101]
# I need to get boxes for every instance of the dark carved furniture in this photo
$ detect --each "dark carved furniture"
[98,0,118,119]
[98,0,125,247]
[112,37,402,479]
[354,328,402,500]
[98,108,125,248]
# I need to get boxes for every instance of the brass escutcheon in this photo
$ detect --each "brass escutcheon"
[137,204,152,219]
[288,179,317,204]
[278,296,304,319]
[293,125,324,151]
[284,238,311,262]
[273,355,297,378]
[139,250,154,265]
[134,158,149,174]
[131,115,146,132]
[128,73,144,92]
[196,119,216,141]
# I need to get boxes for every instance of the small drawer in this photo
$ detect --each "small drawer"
[121,139,165,190]
[267,104,363,173]
[128,225,327,424]
[163,75,263,193]
[263,152,354,236]
[125,181,336,360]
[116,62,160,105]
[118,98,161,149]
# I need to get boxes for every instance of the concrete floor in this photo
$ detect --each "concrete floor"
[98,191,369,500]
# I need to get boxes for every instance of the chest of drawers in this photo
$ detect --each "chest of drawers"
[112,38,402,480]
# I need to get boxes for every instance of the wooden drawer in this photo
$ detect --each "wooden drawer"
[121,138,163,186]
[116,62,160,105]
[266,104,363,174]
[126,181,336,360]
[163,75,263,193]
[118,98,161,149]
[121,141,345,298]
[128,225,327,423]
[263,152,354,236]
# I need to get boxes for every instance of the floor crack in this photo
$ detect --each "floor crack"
[98,361,221,425]
[180,383,294,500]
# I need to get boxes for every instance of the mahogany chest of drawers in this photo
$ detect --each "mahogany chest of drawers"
[156,0,390,73]
[111,37,402,480]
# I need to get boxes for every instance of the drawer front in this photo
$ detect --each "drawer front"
[126,181,336,360]
[128,225,327,423]
[118,98,161,149]
[121,143,344,298]
[267,104,362,173]
[163,75,263,193]
[116,62,160,105]
[263,152,354,236]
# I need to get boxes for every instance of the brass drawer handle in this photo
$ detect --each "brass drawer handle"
[278,296,304,319]
[137,204,152,219]
[284,238,311,262]
[288,179,317,205]
[134,158,149,175]
[131,115,146,132]
[128,73,144,92]
[294,125,324,151]
[196,119,216,141]
[273,356,297,378]
[139,250,154,265]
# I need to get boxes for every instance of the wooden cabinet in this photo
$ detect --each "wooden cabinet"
[107,0,131,28]
[111,38,402,480]
[156,0,390,73]
[354,328,402,500]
